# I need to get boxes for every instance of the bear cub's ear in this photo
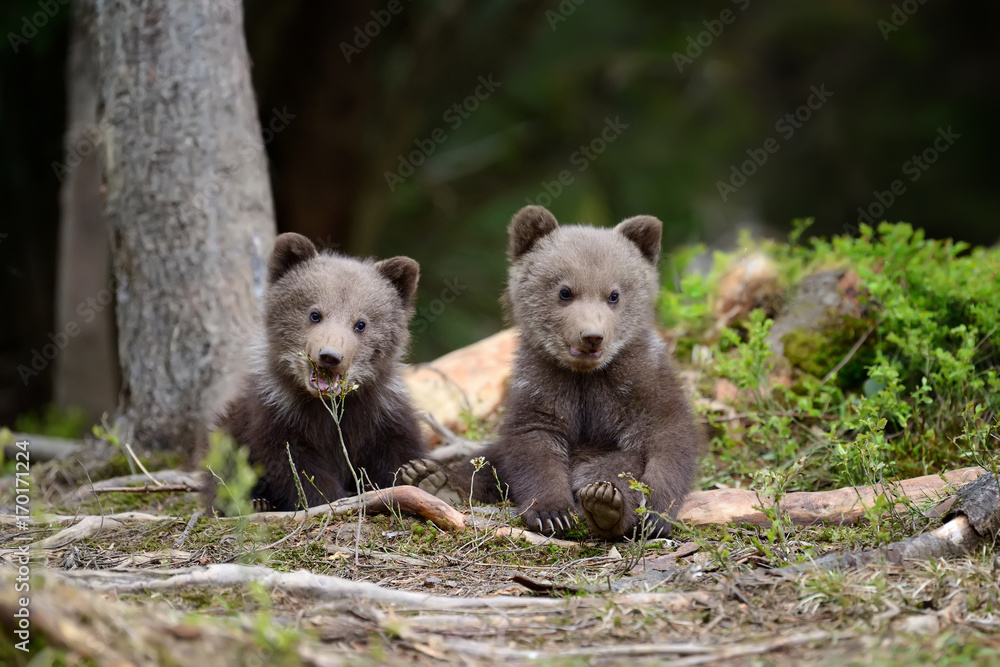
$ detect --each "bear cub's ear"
[375,256,420,308]
[269,233,318,284]
[616,215,663,265]
[508,205,559,260]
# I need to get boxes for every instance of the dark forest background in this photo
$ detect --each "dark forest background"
[1,0,998,428]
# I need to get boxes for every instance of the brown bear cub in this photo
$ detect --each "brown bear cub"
[403,206,701,539]
[206,233,426,512]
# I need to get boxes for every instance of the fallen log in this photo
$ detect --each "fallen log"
[778,472,1000,574]
[677,467,984,526]
[1,430,84,462]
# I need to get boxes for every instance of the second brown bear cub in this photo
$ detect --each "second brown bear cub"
[211,233,426,512]
[405,206,701,539]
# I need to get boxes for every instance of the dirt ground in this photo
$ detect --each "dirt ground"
[3,474,1000,666]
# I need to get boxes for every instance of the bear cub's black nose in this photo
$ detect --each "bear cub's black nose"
[581,331,604,349]
[318,348,342,368]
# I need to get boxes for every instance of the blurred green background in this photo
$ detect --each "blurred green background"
[1,0,998,426]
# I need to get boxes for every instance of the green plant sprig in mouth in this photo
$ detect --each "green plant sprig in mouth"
[302,354,358,398]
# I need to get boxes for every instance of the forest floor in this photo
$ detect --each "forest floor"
[2,456,999,666]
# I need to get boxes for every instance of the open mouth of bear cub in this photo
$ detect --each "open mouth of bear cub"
[308,366,345,398]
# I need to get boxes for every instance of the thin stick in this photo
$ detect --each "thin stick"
[172,511,202,549]
[93,484,196,494]
[123,442,163,486]
[821,320,881,385]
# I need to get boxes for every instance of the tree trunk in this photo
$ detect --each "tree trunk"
[54,1,118,424]
[92,0,275,454]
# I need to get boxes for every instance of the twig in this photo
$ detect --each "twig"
[172,511,203,549]
[65,471,204,504]
[421,411,458,441]
[93,484,196,494]
[422,412,485,464]
[123,442,163,486]
[233,509,309,560]
[821,319,881,385]
[30,515,124,549]
[78,461,104,520]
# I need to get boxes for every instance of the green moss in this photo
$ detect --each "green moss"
[782,315,876,387]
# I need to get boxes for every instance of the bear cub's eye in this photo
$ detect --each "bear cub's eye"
[309,310,322,323]
[354,320,366,333]
[608,291,619,304]
[559,287,573,301]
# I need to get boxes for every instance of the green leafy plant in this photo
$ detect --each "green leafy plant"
[668,222,1000,497]
[204,430,259,519]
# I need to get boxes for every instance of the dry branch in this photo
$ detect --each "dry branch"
[0,575,338,666]
[678,467,985,526]
[0,511,167,527]
[779,472,1000,574]
[64,470,204,504]
[437,630,837,665]
[93,484,195,494]
[48,562,712,612]
[420,412,484,464]
[248,485,466,531]
[1,486,460,537]
[30,515,124,550]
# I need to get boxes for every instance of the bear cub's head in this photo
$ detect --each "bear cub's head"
[505,205,662,372]
[264,233,419,398]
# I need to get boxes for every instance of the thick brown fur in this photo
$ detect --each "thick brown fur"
[433,206,701,539]
[204,233,426,512]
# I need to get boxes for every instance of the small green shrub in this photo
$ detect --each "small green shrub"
[663,221,1000,492]
[203,430,260,518]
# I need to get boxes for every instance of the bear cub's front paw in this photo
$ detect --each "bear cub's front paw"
[397,459,464,506]
[522,507,575,536]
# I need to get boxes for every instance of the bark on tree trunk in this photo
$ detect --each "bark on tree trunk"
[92,0,275,454]
[54,1,118,424]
